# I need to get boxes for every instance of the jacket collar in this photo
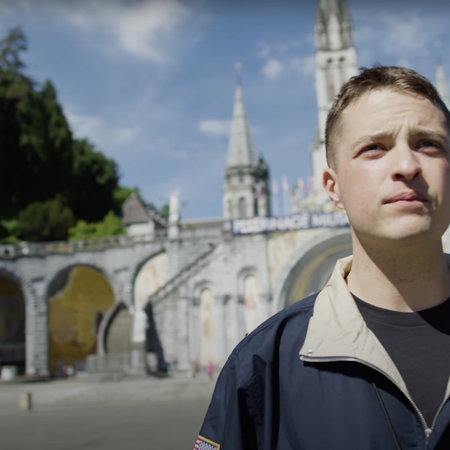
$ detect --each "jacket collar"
[299,255,407,394]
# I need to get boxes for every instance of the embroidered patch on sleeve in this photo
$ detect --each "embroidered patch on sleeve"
[193,435,220,449]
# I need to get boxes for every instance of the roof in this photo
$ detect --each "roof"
[121,193,151,225]
[226,82,258,168]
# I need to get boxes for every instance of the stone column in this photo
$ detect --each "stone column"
[224,295,240,357]
[26,277,49,376]
[129,308,147,375]
[176,296,190,372]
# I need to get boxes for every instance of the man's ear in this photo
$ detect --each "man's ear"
[323,168,344,210]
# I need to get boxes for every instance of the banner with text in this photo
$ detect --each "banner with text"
[231,212,349,235]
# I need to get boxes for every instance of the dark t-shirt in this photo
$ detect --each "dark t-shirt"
[354,295,450,427]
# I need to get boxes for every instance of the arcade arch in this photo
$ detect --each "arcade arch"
[47,265,115,375]
[131,252,168,345]
[133,252,168,311]
[0,273,26,373]
[273,230,352,312]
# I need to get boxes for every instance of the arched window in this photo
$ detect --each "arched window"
[227,199,232,219]
[199,288,215,366]
[254,197,259,217]
[326,58,335,103]
[239,197,247,219]
[243,275,261,334]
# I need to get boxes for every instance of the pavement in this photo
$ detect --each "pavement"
[0,372,216,450]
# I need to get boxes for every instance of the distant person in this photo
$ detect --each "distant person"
[190,360,198,378]
[194,66,450,449]
[207,362,213,380]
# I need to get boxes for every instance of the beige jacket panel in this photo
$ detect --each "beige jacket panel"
[299,255,408,396]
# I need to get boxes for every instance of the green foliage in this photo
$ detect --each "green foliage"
[113,186,142,209]
[69,139,119,222]
[0,27,74,220]
[160,204,170,219]
[0,27,131,242]
[0,26,26,75]
[69,211,125,241]
[17,199,75,242]
[0,219,20,243]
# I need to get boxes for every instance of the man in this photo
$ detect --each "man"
[194,66,450,449]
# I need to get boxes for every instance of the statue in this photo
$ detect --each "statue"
[169,190,180,224]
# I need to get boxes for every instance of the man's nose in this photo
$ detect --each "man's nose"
[390,143,422,181]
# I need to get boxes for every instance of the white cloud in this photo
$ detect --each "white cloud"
[1,0,196,63]
[64,0,191,63]
[262,59,284,80]
[66,110,104,140]
[115,127,140,144]
[380,13,445,54]
[198,119,230,138]
[290,55,315,76]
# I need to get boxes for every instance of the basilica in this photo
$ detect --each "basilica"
[1,0,450,377]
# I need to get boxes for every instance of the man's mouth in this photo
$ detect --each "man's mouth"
[384,191,428,204]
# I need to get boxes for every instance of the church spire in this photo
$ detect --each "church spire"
[308,0,357,209]
[315,0,353,51]
[223,68,270,220]
[437,59,450,109]
[226,79,258,168]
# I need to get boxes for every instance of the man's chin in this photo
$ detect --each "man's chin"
[354,219,439,246]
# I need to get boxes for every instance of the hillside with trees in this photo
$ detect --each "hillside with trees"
[0,27,159,242]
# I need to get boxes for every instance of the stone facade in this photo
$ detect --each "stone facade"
[1,0,449,377]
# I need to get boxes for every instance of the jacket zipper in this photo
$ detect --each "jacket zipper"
[300,355,432,444]
[430,396,450,435]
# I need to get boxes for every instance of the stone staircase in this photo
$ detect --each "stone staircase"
[145,243,218,308]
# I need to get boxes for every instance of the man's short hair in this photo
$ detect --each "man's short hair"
[325,65,450,169]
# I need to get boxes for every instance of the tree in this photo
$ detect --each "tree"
[0,27,142,242]
[69,211,125,241]
[68,139,119,222]
[0,28,74,220]
[0,26,27,75]
[113,186,142,210]
[160,204,170,219]
[17,199,75,242]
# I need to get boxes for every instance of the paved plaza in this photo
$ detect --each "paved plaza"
[0,373,215,450]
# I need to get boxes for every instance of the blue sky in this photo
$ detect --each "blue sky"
[1,0,450,219]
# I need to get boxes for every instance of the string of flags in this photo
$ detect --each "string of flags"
[271,175,316,216]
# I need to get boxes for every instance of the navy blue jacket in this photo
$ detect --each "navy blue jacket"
[197,258,450,449]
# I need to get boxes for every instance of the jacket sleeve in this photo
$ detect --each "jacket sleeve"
[196,354,261,450]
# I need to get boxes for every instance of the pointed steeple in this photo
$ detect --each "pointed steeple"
[315,0,353,51]
[437,59,450,109]
[226,81,258,168]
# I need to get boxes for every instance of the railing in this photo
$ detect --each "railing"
[0,229,168,258]
[146,243,218,308]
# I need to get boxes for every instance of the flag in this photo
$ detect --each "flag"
[193,436,220,449]
[298,178,306,194]
[272,180,278,194]
[282,175,289,193]
[308,175,315,195]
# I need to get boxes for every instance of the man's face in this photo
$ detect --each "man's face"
[324,88,450,245]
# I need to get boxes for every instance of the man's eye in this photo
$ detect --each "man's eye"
[360,144,385,154]
[364,144,382,151]
[418,140,438,148]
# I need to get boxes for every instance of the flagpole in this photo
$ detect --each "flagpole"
[272,180,279,217]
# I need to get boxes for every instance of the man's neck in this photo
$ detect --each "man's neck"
[347,234,450,312]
